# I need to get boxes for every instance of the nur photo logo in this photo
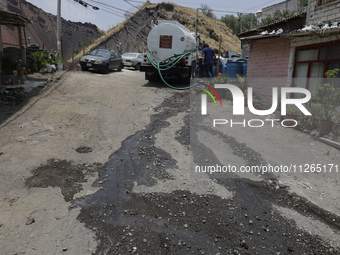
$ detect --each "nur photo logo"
[200,84,312,128]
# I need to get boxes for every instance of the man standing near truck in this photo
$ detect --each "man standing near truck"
[202,43,216,78]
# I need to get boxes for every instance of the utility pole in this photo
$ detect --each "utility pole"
[237,12,243,34]
[195,8,200,78]
[57,0,62,55]
[19,0,27,48]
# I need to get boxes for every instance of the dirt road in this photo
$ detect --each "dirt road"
[0,69,339,254]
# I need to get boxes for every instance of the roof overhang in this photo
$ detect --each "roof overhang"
[238,12,306,38]
[0,10,31,26]
[241,27,340,43]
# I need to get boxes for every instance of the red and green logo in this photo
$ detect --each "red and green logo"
[197,82,223,106]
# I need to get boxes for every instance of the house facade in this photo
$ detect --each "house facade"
[239,0,340,102]
[262,0,306,19]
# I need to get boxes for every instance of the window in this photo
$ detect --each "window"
[319,0,337,6]
[293,41,340,97]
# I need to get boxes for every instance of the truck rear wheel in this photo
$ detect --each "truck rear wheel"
[179,66,192,84]
[145,72,160,82]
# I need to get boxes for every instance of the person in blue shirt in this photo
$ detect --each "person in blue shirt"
[202,43,216,78]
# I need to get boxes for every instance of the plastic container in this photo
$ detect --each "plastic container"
[242,61,247,76]
[46,65,53,73]
[225,61,242,79]
[147,20,196,62]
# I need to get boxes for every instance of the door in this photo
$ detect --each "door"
[113,52,121,69]
[109,52,116,69]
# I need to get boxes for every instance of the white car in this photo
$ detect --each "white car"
[122,53,143,70]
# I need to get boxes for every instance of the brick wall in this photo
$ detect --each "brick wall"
[247,37,291,102]
[307,0,340,24]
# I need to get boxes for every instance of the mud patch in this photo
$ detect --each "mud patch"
[78,188,333,254]
[175,113,190,148]
[73,92,336,254]
[76,147,93,153]
[26,159,102,201]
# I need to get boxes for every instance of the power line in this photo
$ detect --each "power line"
[73,0,100,10]
[125,0,145,3]
[211,10,240,14]
[87,0,134,14]
[243,0,279,12]
[73,0,129,18]
[123,0,140,9]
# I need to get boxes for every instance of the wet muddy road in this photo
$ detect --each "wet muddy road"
[2,70,339,254]
[27,91,339,254]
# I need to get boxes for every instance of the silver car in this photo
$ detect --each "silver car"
[122,53,143,70]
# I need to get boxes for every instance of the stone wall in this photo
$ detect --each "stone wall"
[262,0,305,19]
[307,0,340,24]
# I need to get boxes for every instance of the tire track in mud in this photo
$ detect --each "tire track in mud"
[26,92,338,254]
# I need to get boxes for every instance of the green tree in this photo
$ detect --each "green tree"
[220,14,238,34]
[260,10,294,26]
[220,13,257,35]
[241,13,257,32]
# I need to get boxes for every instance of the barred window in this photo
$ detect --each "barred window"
[293,41,340,97]
[319,0,337,6]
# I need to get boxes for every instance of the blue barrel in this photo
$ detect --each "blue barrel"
[226,61,242,79]
[222,61,228,76]
[242,61,247,76]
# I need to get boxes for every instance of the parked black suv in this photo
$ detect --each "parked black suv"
[80,49,123,74]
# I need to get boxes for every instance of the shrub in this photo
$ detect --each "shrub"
[313,69,340,121]
[29,50,49,72]
[1,52,17,74]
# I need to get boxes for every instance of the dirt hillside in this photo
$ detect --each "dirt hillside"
[73,1,241,60]
[2,0,103,56]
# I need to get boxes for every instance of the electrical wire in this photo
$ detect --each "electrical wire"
[74,0,128,18]
[87,0,134,14]
[123,0,140,9]
[125,0,145,3]
[243,0,280,12]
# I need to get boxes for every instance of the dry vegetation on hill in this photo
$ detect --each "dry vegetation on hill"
[71,1,240,61]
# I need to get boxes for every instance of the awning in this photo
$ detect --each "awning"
[0,10,31,25]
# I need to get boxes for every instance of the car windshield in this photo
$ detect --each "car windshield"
[95,50,110,58]
[89,50,97,55]
[123,53,137,57]
[88,50,110,58]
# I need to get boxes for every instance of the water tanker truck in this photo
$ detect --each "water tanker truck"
[140,20,198,84]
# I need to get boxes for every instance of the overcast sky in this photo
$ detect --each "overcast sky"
[26,0,285,32]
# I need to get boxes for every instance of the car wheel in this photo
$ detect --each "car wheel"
[103,65,109,74]
[81,66,88,71]
[117,63,123,72]
[135,63,141,70]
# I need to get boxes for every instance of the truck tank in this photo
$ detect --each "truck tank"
[147,20,196,62]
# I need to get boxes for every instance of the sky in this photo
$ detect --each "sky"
[26,0,286,32]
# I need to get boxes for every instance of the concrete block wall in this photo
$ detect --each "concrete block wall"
[247,37,291,102]
[307,0,340,24]
[262,0,305,19]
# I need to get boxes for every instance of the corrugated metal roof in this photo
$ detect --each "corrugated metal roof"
[238,12,306,37]
[240,27,340,41]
